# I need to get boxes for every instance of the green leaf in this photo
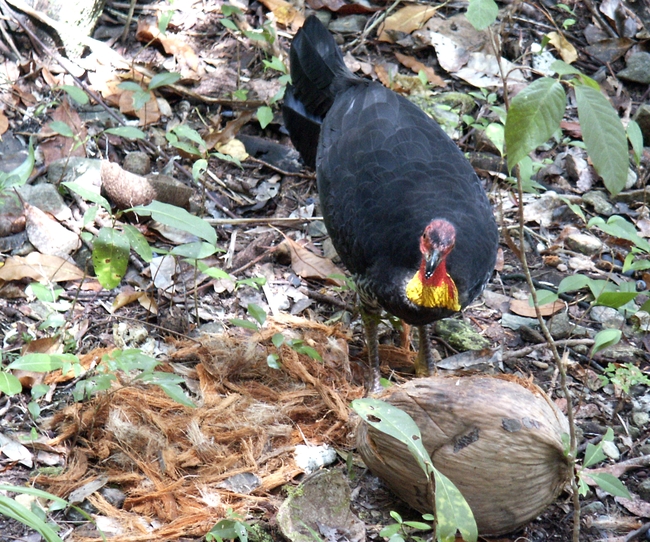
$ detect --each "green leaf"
[196,262,232,280]
[485,123,504,156]
[148,71,181,90]
[171,241,217,259]
[558,195,585,222]
[220,18,239,31]
[352,398,432,478]
[63,181,111,212]
[262,56,287,74]
[7,353,66,372]
[132,89,152,111]
[104,126,146,140]
[58,85,89,105]
[131,201,217,245]
[595,291,638,308]
[558,274,591,294]
[532,290,558,305]
[0,495,64,542]
[156,383,196,408]
[466,0,498,31]
[193,159,208,181]
[434,469,478,542]
[627,119,643,166]
[122,224,153,262]
[271,333,285,348]
[575,85,628,196]
[229,318,259,331]
[213,151,242,167]
[92,226,130,289]
[221,4,242,17]
[158,10,173,33]
[266,353,281,369]
[257,106,274,129]
[591,329,622,355]
[247,303,267,326]
[379,524,402,538]
[171,124,207,147]
[588,472,631,499]
[550,60,582,76]
[504,77,566,170]
[583,442,606,468]
[0,372,22,395]
[3,139,35,188]
[118,81,144,92]
[588,215,650,253]
[403,520,432,531]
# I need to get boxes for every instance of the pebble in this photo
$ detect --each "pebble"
[565,232,603,255]
[601,440,620,460]
[590,306,625,328]
[638,479,650,503]
[617,52,650,84]
[582,191,615,216]
[633,411,649,428]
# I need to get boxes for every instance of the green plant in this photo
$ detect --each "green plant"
[206,508,254,542]
[380,510,434,542]
[352,399,477,542]
[599,362,650,395]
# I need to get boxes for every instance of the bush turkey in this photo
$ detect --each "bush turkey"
[283,15,499,390]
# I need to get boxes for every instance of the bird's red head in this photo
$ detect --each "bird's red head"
[406,219,460,310]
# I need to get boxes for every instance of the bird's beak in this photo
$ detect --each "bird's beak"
[424,249,441,279]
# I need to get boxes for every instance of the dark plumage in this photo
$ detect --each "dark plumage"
[283,16,499,390]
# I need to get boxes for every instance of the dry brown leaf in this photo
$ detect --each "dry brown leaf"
[393,51,446,87]
[14,337,63,389]
[509,298,566,317]
[0,252,84,282]
[258,0,304,29]
[135,19,199,72]
[138,292,158,314]
[203,110,254,150]
[0,110,8,136]
[547,32,578,64]
[112,289,147,312]
[279,239,345,286]
[378,4,438,42]
[40,100,87,165]
[118,90,161,126]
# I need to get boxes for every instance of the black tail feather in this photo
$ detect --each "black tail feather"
[283,16,357,167]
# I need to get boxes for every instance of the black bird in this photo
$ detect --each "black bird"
[283,15,499,390]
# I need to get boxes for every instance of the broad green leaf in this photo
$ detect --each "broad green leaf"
[196,261,232,280]
[587,472,631,499]
[485,123,504,156]
[63,181,111,212]
[4,138,35,188]
[466,0,498,31]
[591,329,622,355]
[623,251,650,273]
[603,427,614,441]
[171,124,206,147]
[434,469,478,542]
[104,126,146,140]
[7,353,69,372]
[352,398,432,478]
[627,119,643,166]
[257,106,274,129]
[403,520,432,531]
[118,81,143,92]
[532,289,558,305]
[148,71,181,90]
[132,89,152,111]
[171,241,217,259]
[247,303,267,326]
[558,195,585,222]
[550,59,582,76]
[131,201,217,245]
[220,18,239,31]
[156,383,196,408]
[158,10,173,33]
[49,121,74,138]
[213,151,242,167]
[170,140,202,156]
[0,372,22,395]
[505,77,566,170]
[58,85,89,105]
[92,226,130,289]
[192,159,208,181]
[221,4,242,16]
[575,85,628,196]
[229,318,259,331]
[271,333,285,348]
[595,291,638,308]
[558,274,591,293]
[588,215,650,253]
[122,224,153,262]
[583,441,606,468]
[266,353,281,369]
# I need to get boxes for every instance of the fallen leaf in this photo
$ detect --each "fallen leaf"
[40,100,87,165]
[394,51,446,87]
[0,111,8,135]
[258,0,304,29]
[0,252,84,282]
[547,32,578,64]
[378,4,438,42]
[118,90,161,126]
[279,239,345,286]
[509,298,565,317]
[135,19,199,72]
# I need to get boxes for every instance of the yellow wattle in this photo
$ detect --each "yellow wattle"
[406,271,460,311]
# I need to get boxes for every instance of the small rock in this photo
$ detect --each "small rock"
[322,238,339,261]
[591,306,625,328]
[581,501,606,515]
[123,151,151,175]
[17,183,72,222]
[601,440,620,460]
[633,411,649,428]
[565,232,603,255]
[294,445,337,474]
[582,191,615,216]
[328,15,366,34]
[549,312,573,339]
[502,313,540,331]
[617,52,650,84]
[638,479,650,503]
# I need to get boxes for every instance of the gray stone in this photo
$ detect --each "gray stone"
[581,501,606,515]
[328,15,367,34]
[433,318,491,351]
[601,439,620,460]
[618,52,650,84]
[633,411,649,427]
[549,312,572,339]
[123,151,151,176]
[502,313,539,330]
[565,232,603,255]
[591,306,625,328]
[582,191,615,216]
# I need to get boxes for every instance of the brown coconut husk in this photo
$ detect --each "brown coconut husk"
[356,375,571,536]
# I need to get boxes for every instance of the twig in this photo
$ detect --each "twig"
[624,523,650,542]
[348,0,402,54]
[501,338,595,361]
[205,216,323,226]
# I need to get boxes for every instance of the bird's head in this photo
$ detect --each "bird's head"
[406,219,461,311]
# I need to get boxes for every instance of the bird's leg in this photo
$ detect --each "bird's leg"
[414,324,435,376]
[361,308,382,393]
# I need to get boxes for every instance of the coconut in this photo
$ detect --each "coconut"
[356,375,571,536]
